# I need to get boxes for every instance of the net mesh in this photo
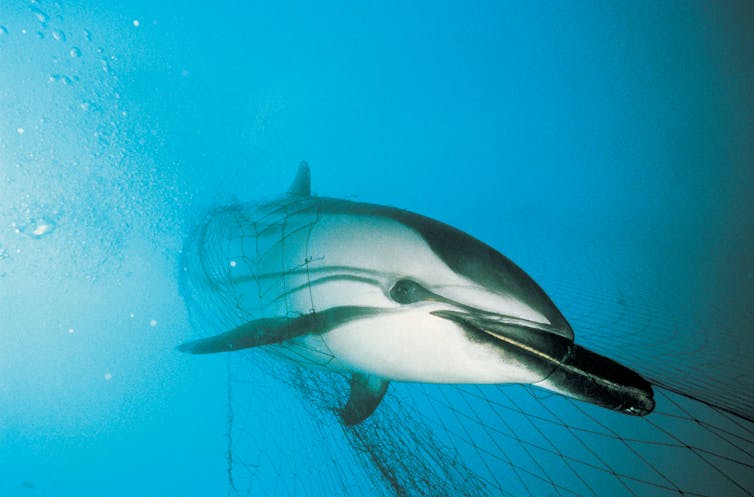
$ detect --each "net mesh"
[180,199,753,496]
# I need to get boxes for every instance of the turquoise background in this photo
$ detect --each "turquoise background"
[0,2,751,496]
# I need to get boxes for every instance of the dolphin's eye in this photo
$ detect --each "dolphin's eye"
[390,279,432,304]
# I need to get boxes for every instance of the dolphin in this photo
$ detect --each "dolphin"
[179,162,655,425]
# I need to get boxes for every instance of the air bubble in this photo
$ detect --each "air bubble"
[69,47,81,58]
[17,218,56,239]
[49,74,72,85]
[16,127,24,134]
[149,319,157,327]
[30,6,49,24]
[32,223,54,237]
[51,30,66,42]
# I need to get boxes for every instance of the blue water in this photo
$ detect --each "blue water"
[1,2,752,496]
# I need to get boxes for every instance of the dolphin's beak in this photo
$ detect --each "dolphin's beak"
[431,310,655,416]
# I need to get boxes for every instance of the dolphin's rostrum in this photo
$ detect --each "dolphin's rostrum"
[179,162,655,424]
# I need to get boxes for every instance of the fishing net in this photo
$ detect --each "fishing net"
[181,199,753,497]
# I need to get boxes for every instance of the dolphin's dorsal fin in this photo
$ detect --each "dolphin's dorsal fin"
[287,161,311,197]
[341,373,389,426]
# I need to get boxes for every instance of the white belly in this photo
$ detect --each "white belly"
[284,304,546,385]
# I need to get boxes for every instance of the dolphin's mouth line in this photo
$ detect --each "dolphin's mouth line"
[430,309,573,370]
[431,309,655,416]
[424,294,569,338]
[391,282,570,339]
[468,321,570,368]
[454,310,568,337]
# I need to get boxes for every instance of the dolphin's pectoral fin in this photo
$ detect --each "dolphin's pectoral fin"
[179,306,385,354]
[340,373,389,426]
[177,315,318,354]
